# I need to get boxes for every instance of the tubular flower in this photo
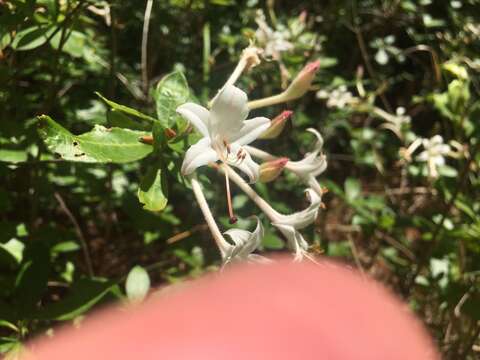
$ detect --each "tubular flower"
[223,217,265,264]
[285,128,327,196]
[272,188,321,259]
[177,85,270,182]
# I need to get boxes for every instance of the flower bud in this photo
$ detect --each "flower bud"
[259,157,289,183]
[260,110,293,139]
[298,10,307,24]
[284,60,320,100]
[164,128,177,139]
[139,135,154,145]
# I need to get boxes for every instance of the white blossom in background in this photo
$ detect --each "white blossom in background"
[255,10,293,60]
[394,107,411,125]
[177,85,270,183]
[416,135,452,178]
[316,85,356,109]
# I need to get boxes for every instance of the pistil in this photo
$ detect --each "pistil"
[224,171,237,224]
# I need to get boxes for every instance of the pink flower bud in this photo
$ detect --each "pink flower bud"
[259,157,289,183]
[260,110,293,139]
[298,10,308,24]
[284,60,320,100]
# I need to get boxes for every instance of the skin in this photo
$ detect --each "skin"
[24,258,439,360]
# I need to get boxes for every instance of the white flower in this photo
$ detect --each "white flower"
[317,85,355,109]
[417,135,451,178]
[272,188,321,259]
[223,217,266,264]
[255,10,293,59]
[285,128,327,196]
[177,85,270,182]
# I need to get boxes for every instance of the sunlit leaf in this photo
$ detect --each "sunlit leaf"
[37,115,153,163]
[153,71,190,127]
[95,93,158,123]
[138,167,168,212]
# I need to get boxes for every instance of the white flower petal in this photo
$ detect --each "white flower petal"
[272,223,309,260]
[287,153,327,178]
[231,117,271,146]
[181,137,219,175]
[210,85,249,138]
[307,128,324,151]
[275,188,321,229]
[176,103,210,137]
[285,128,327,179]
[223,217,264,262]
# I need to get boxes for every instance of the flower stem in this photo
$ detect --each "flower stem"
[248,93,288,110]
[221,165,281,223]
[190,175,230,258]
[224,56,249,89]
[244,145,277,161]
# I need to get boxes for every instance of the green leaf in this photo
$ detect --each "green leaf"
[107,109,148,130]
[51,241,80,254]
[37,278,116,321]
[125,265,150,302]
[37,115,153,163]
[50,30,85,58]
[0,320,18,333]
[0,149,28,164]
[95,93,157,123]
[138,167,168,212]
[11,26,55,51]
[345,178,361,203]
[14,243,50,315]
[0,239,24,264]
[154,71,190,127]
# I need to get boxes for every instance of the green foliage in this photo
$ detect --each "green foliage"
[37,115,153,163]
[153,71,191,128]
[1,0,480,358]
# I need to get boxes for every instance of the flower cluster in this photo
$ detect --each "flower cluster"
[177,47,325,264]
[401,135,460,179]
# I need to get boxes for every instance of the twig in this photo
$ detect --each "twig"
[375,230,415,261]
[353,26,393,113]
[54,192,94,276]
[141,0,154,95]
[348,234,366,278]
[166,224,209,244]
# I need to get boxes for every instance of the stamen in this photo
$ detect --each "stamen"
[224,172,237,224]
[223,140,231,154]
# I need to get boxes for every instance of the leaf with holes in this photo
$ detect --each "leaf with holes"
[37,115,153,163]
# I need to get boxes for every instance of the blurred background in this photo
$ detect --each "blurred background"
[1,0,480,358]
